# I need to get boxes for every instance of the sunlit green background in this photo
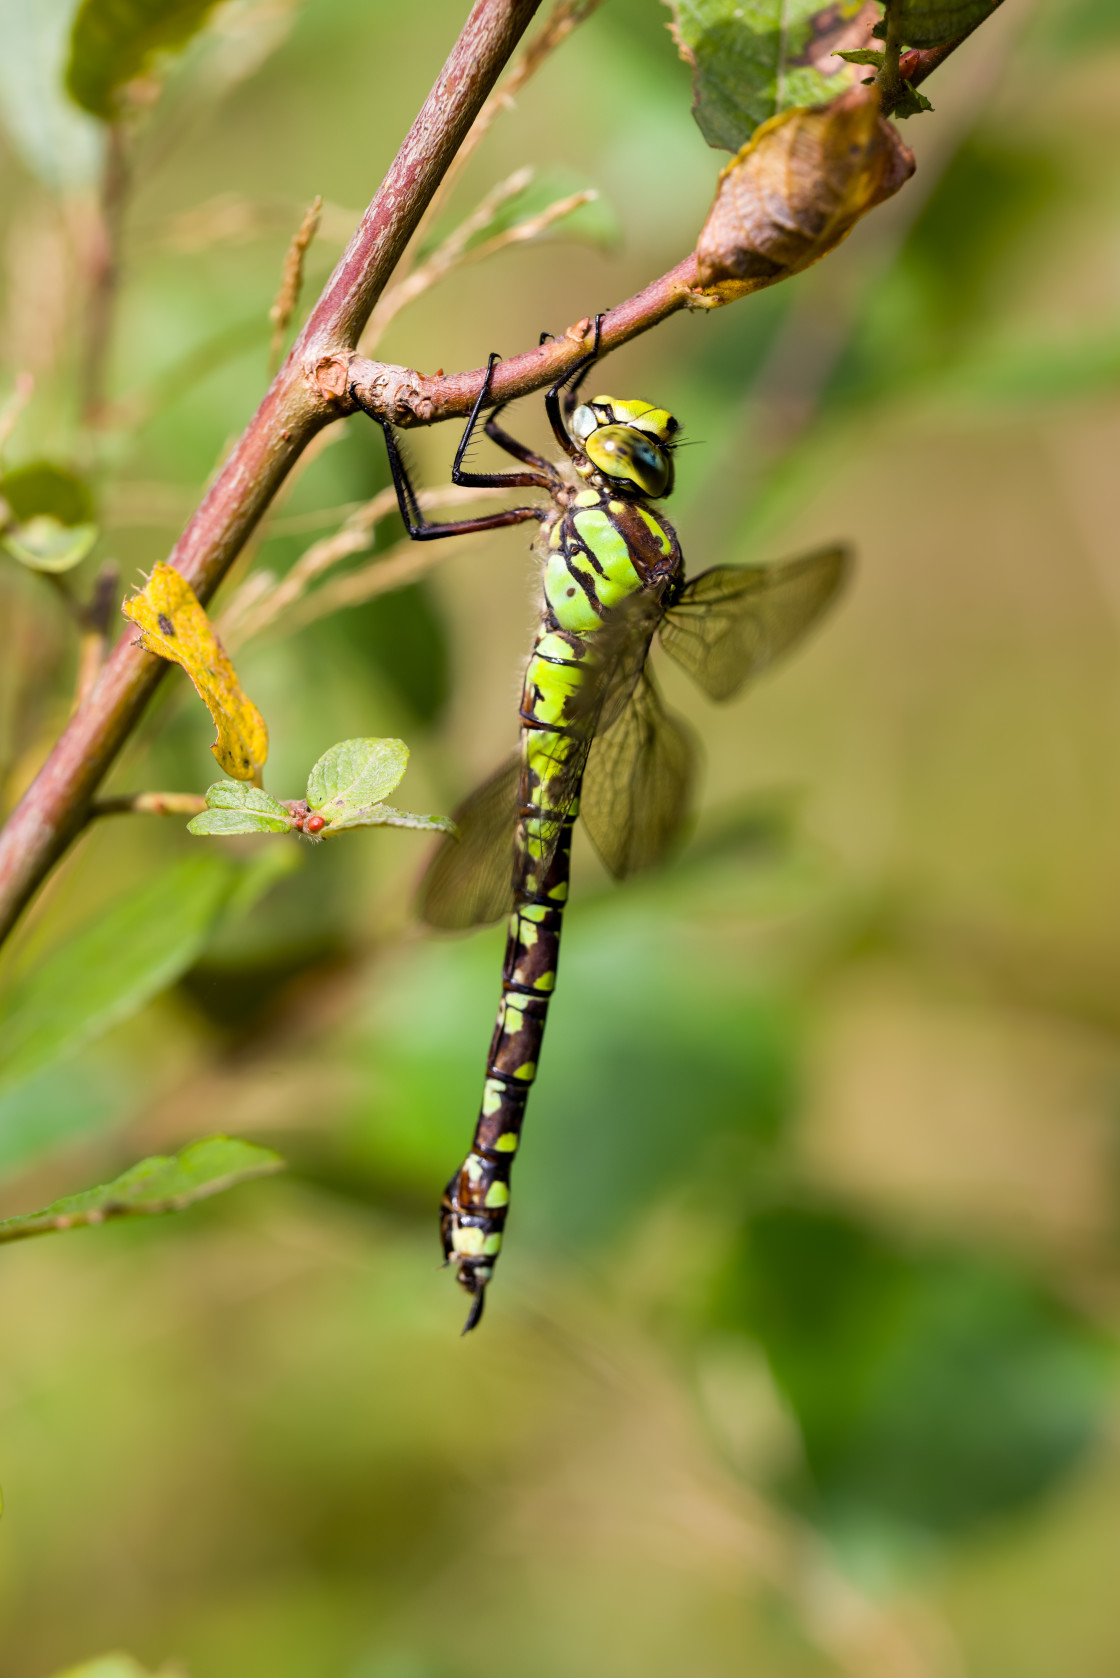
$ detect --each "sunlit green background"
[3,1,1120,1674]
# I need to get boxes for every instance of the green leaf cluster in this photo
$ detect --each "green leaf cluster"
[667,0,858,151]
[188,738,456,839]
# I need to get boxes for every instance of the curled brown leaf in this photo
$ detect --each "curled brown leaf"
[693,85,915,303]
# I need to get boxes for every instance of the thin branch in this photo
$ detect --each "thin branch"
[82,122,129,429]
[0,372,34,458]
[74,561,120,711]
[279,530,486,635]
[90,791,208,818]
[346,253,704,430]
[378,0,606,326]
[0,0,543,945]
[366,168,595,350]
[0,1,1005,946]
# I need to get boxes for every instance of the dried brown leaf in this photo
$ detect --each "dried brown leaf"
[693,85,915,301]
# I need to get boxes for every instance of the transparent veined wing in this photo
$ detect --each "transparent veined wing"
[659,544,850,702]
[591,589,665,734]
[419,756,520,929]
[419,736,592,928]
[581,668,696,880]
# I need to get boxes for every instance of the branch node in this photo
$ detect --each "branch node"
[309,352,357,410]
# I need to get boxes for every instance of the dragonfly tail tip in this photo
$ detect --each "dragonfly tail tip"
[461,1287,487,1336]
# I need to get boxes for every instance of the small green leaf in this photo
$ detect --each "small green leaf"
[188,781,292,836]
[0,1137,283,1245]
[1,517,98,573]
[892,79,934,116]
[835,48,884,65]
[0,854,238,1103]
[66,0,225,119]
[666,0,858,151]
[187,808,289,837]
[0,0,103,189]
[325,803,457,836]
[896,0,996,49]
[306,738,409,819]
[203,780,290,819]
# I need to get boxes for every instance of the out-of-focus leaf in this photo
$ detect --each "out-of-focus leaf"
[0,853,238,1103]
[1,517,98,573]
[66,0,224,119]
[0,460,94,524]
[695,87,914,302]
[0,1058,129,1177]
[188,780,292,836]
[714,1201,1114,1541]
[331,582,450,727]
[123,562,268,780]
[896,0,996,49]
[1035,0,1120,53]
[0,459,99,571]
[667,0,877,151]
[941,325,1120,403]
[306,738,409,818]
[0,0,103,188]
[0,1137,283,1244]
[342,896,799,1243]
[48,1657,156,1678]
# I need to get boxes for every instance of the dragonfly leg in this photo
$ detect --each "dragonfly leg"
[377,410,545,542]
[545,312,605,457]
[452,353,557,492]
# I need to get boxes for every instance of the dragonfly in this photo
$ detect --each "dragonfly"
[372,317,849,1331]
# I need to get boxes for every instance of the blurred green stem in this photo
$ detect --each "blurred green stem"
[82,121,129,432]
[876,2,905,112]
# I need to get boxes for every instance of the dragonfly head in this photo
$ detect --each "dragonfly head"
[569,395,678,498]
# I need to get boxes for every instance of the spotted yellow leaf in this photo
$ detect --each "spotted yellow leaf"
[123,562,268,781]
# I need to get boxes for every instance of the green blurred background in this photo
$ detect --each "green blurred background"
[3,1,1120,1673]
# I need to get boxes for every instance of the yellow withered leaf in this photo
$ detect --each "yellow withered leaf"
[694,86,915,303]
[123,562,268,782]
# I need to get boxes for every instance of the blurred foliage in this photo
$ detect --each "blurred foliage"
[0,1136,283,1242]
[1,1,1120,1676]
[713,1199,1114,1545]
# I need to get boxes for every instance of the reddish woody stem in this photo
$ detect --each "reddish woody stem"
[0,0,1003,945]
[0,0,543,944]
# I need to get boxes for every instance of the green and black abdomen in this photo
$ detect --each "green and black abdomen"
[441,489,682,1327]
[439,815,573,1313]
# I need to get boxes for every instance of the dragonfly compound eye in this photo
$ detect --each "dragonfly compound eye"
[569,404,598,441]
[584,424,673,498]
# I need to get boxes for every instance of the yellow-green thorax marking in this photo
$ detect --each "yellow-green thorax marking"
[441,394,683,1328]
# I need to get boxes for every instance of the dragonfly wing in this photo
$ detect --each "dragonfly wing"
[593,590,665,734]
[581,667,696,880]
[419,755,520,929]
[659,544,850,702]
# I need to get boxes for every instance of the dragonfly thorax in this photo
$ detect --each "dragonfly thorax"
[569,394,678,500]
